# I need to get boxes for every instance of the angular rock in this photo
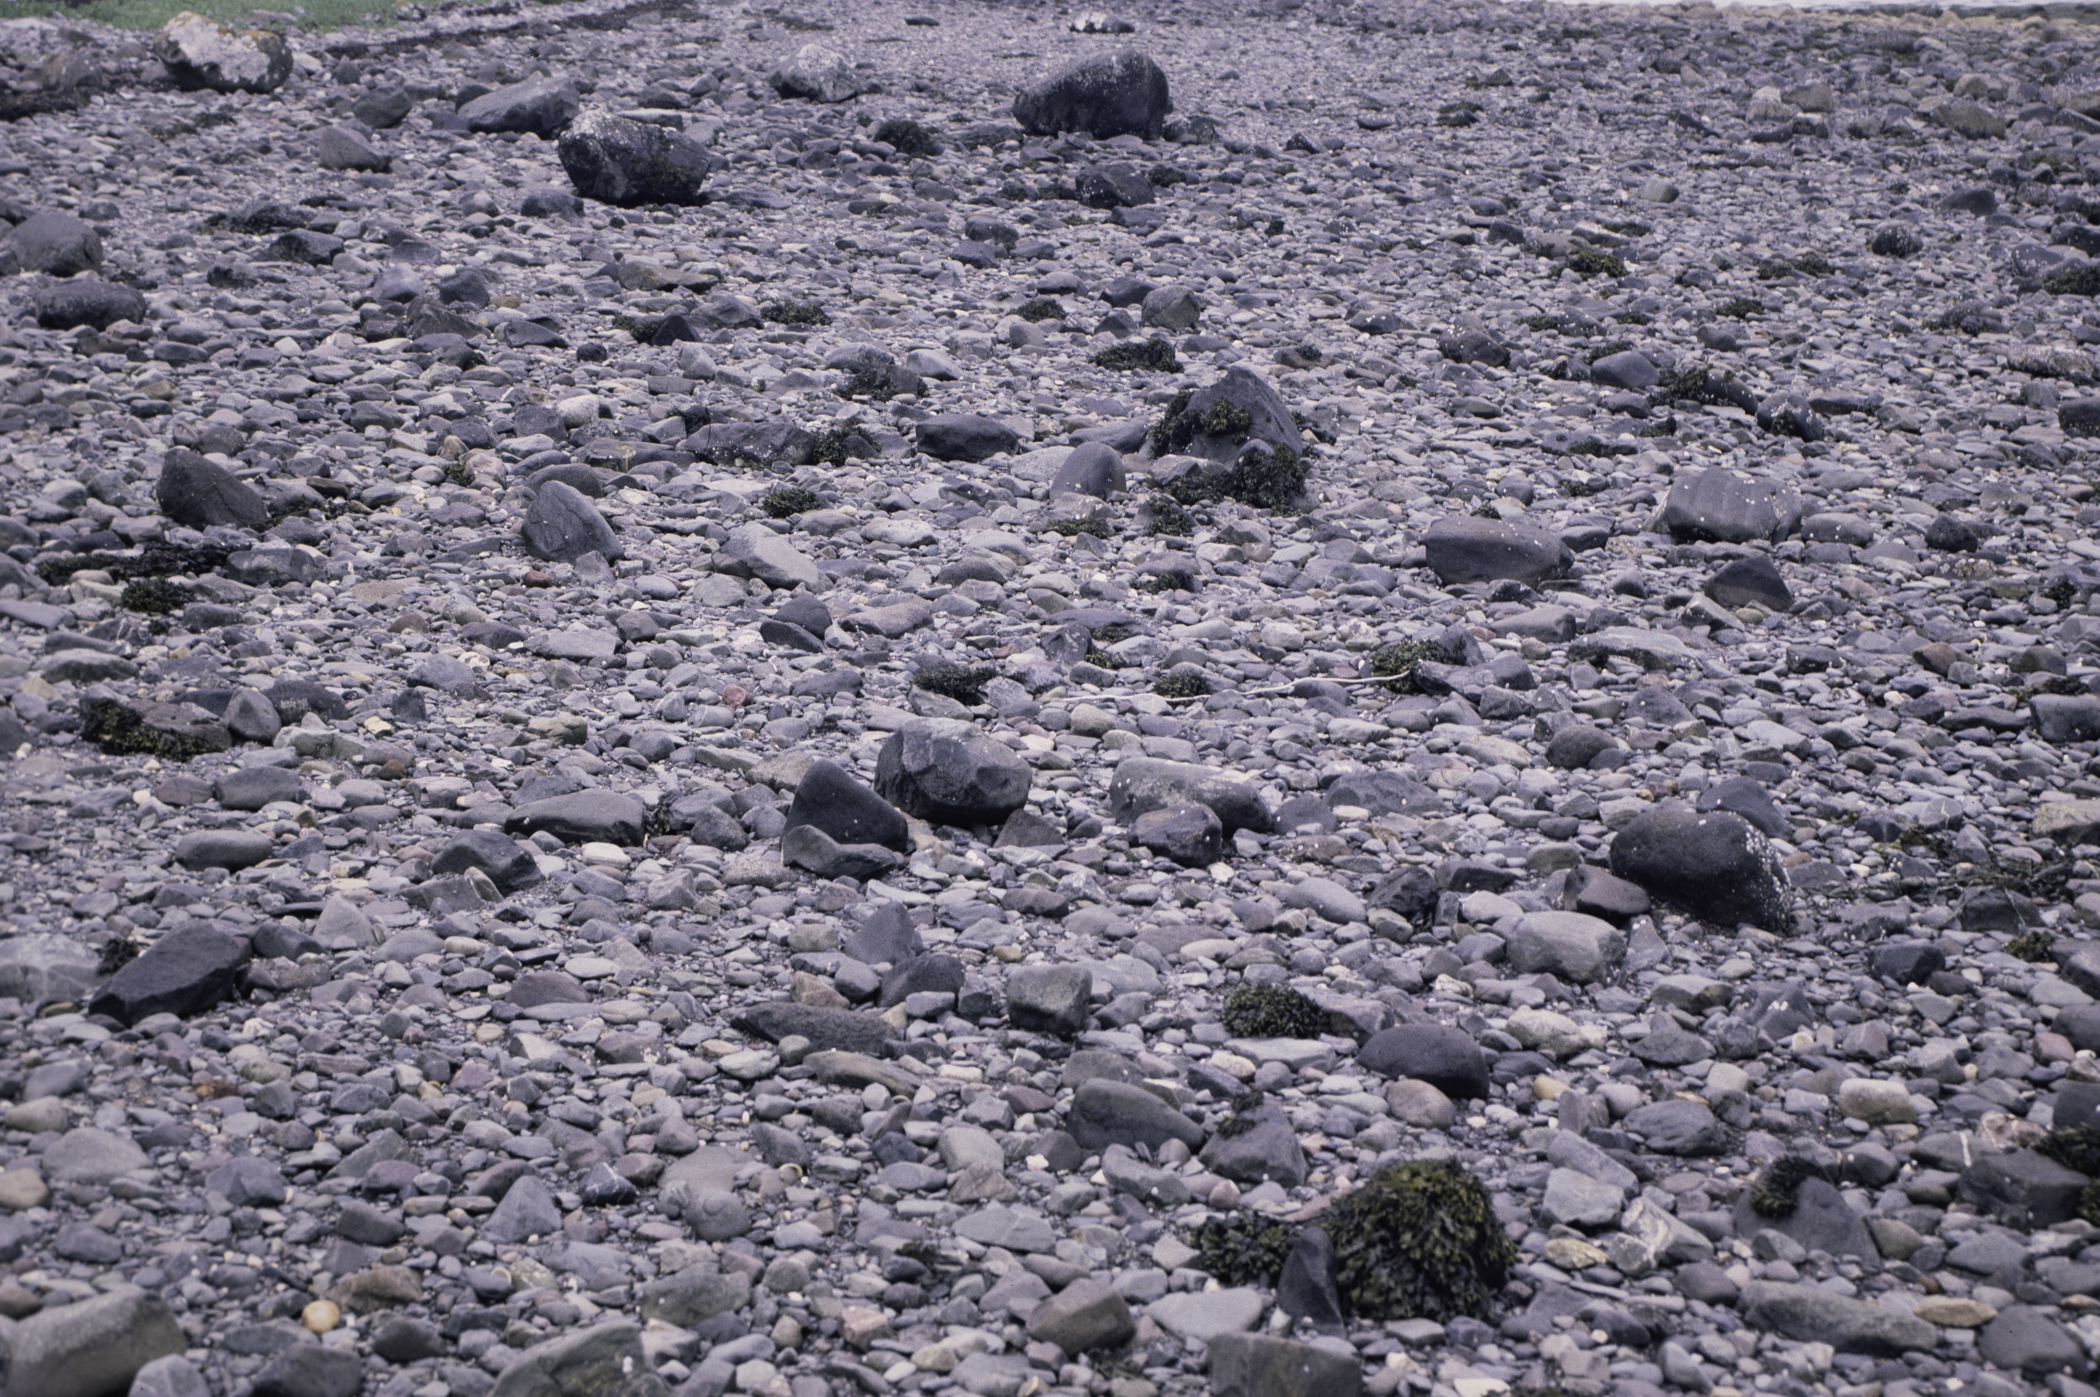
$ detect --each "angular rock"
[875,718,1031,826]
[1067,1078,1204,1152]
[783,759,908,851]
[157,448,268,529]
[489,1320,667,1397]
[770,43,863,103]
[434,829,544,894]
[1740,1281,1936,1355]
[718,524,822,591]
[504,791,648,846]
[522,480,623,564]
[1705,554,1793,611]
[89,926,246,1026]
[780,825,905,881]
[1006,964,1093,1036]
[461,76,581,135]
[1025,1278,1134,1354]
[1131,801,1223,865]
[1197,1094,1306,1187]
[1209,1333,1361,1397]
[1505,911,1625,984]
[252,1345,364,1397]
[1661,468,1802,544]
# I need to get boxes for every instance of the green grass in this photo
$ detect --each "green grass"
[7,0,423,31]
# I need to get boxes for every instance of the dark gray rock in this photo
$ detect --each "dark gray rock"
[89,926,246,1026]
[1356,1024,1489,1099]
[731,1003,897,1054]
[783,759,908,851]
[1077,162,1155,209]
[1589,350,1659,391]
[486,1319,664,1397]
[1274,1226,1343,1329]
[875,718,1032,826]
[1705,554,1793,611]
[4,1285,185,1397]
[504,791,648,846]
[1740,1281,1935,1355]
[315,125,390,172]
[522,480,623,564]
[1108,756,1273,834]
[1959,1150,2089,1229]
[1977,1306,2088,1378]
[1423,515,1574,587]
[2032,694,2100,743]
[1006,964,1093,1036]
[207,1156,289,1207]
[433,829,544,894]
[1067,1078,1204,1152]
[1546,724,1618,769]
[686,420,816,469]
[781,821,908,879]
[252,1344,364,1397]
[1925,512,1979,551]
[769,43,864,103]
[1733,1176,1874,1258]
[1050,441,1126,498]
[879,953,965,1008]
[1012,50,1172,140]
[1131,801,1223,866]
[1025,1278,1135,1354]
[1197,1094,1306,1187]
[1694,776,1790,839]
[7,212,101,276]
[156,448,269,530]
[1868,941,1945,985]
[460,76,580,135]
[1661,468,1802,544]
[1620,1099,1727,1156]
[214,766,303,811]
[1609,806,1791,930]
[844,903,923,965]
[557,110,711,207]
[1209,1333,1361,1397]
[33,277,146,331]
[1159,365,1302,466]
[916,414,1022,462]
[483,1173,563,1244]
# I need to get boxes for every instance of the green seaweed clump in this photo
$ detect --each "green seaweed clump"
[1221,982,1327,1039]
[81,696,229,761]
[1153,670,1210,699]
[2007,928,2057,963]
[810,425,876,466]
[1047,516,1113,538]
[871,117,940,158]
[1144,494,1195,537]
[1326,1159,1518,1323]
[2037,1124,2100,1177]
[121,578,193,615]
[913,663,997,706]
[1749,1156,1823,1219]
[1190,1214,1294,1286]
[762,299,831,327]
[761,485,820,518]
[1368,638,1445,694]
[1094,337,1182,373]
[1565,246,1626,279]
[2045,264,2100,297]
[1717,296,1764,320]
[1653,364,1759,413]
[1017,298,1065,323]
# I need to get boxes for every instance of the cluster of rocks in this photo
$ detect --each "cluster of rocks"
[4,1,2100,1397]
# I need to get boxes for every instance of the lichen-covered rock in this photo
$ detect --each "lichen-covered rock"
[557,110,710,207]
[154,12,292,94]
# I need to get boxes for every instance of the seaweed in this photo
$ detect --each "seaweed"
[2007,928,2057,963]
[120,578,194,615]
[1326,1159,1517,1323]
[1220,982,1327,1039]
[1153,670,1210,699]
[913,663,996,706]
[1144,494,1195,537]
[1189,1214,1294,1286]
[1368,638,1445,694]
[871,117,940,158]
[1717,296,1764,320]
[761,299,831,327]
[1565,246,1626,279]
[761,485,820,518]
[2038,1125,2100,1177]
[2044,264,2100,297]
[1093,338,1182,373]
[1016,298,1065,323]
[1748,1156,1823,1219]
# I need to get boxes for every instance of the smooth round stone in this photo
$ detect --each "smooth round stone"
[565,956,619,980]
[578,842,630,867]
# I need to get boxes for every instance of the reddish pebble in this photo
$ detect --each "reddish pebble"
[524,570,554,587]
[721,685,749,706]
[2037,1030,2076,1064]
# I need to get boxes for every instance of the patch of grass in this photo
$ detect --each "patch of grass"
[913,663,996,705]
[1016,298,1065,323]
[1189,1214,1293,1286]
[1221,982,1327,1039]
[1093,338,1182,373]
[871,118,939,158]
[1565,246,1626,279]
[761,299,831,327]
[761,485,819,518]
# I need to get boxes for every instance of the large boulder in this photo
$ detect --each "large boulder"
[504,791,649,846]
[1013,50,1173,140]
[1154,365,1302,466]
[1107,756,1274,834]
[521,480,624,564]
[770,43,865,102]
[1423,515,1574,587]
[1355,1023,1489,1099]
[717,523,822,591]
[33,277,145,331]
[1505,911,1625,984]
[88,926,248,1026]
[1740,1281,1936,1356]
[1661,468,1802,544]
[154,12,292,94]
[460,76,581,136]
[917,414,1022,462]
[8,213,102,277]
[783,759,909,852]
[875,719,1032,826]
[5,1285,185,1397]
[1609,806,1791,930]
[557,110,710,207]
[156,448,269,530]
